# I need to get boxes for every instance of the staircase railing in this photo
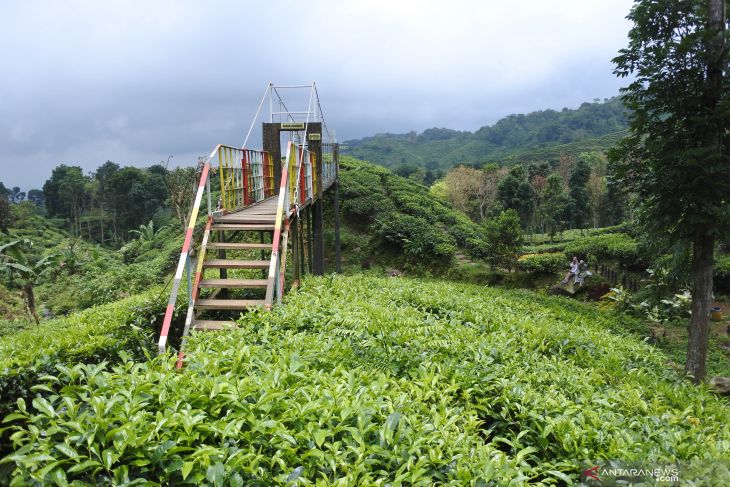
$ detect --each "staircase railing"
[159,140,339,356]
[265,142,293,307]
[158,150,214,355]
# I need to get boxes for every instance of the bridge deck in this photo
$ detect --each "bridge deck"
[216,196,278,224]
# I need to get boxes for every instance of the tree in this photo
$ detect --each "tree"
[478,164,508,221]
[165,166,198,231]
[444,166,482,220]
[0,194,10,233]
[95,161,120,244]
[9,187,25,203]
[483,209,524,272]
[540,173,570,239]
[0,240,54,324]
[585,154,608,228]
[601,175,626,226]
[610,0,729,381]
[554,154,575,190]
[497,166,535,228]
[43,165,89,237]
[26,189,45,209]
[568,157,591,228]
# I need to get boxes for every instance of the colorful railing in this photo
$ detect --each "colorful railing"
[288,144,315,206]
[322,142,337,190]
[218,146,275,212]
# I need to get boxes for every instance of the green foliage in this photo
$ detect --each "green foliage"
[484,209,523,271]
[714,255,730,292]
[610,0,730,244]
[42,162,170,245]
[539,173,569,238]
[374,213,456,265]
[0,286,170,480]
[0,207,181,317]
[497,166,535,227]
[335,156,486,269]
[563,233,639,267]
[129,220,163,242]
[567,157,591,228]
[0,196,9,234]
[344,98,627,171]
[2,276,729,485]
[517,252,565,274]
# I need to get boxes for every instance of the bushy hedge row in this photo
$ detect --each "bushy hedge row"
[563,233,640,266]
[0,286,169,427]
[3,276,728,484]
[517,252,565,274]
[338,157,487,266]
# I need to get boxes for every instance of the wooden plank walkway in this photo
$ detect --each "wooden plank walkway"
[217,197,278,223]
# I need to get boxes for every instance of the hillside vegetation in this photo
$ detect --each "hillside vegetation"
[343,98,627,171]
[2,275,728,485]
[0,202,183,325]
[324,156,487,271]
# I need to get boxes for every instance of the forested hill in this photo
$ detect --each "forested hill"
[342,97,627,170]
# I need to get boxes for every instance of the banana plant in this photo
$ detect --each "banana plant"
[0,239,55,323]
[128,220,162,242]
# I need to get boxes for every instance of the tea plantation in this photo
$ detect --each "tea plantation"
[2,275,728,485]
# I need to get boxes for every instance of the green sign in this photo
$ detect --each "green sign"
[308,133,321,141]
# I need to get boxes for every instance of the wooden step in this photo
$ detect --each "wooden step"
[212,224,275,231]
[193,320,237,331]
[195,299,266,310]
[207,242,272,250]
[203,259,269,269]
[199,278,267,288]
[217,216,277,224]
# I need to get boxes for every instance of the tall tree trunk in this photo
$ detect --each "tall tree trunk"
[22,284,39,324]
[686,0,726,382]
[686,233,714,382]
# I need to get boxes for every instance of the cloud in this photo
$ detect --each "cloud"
[0,0,634,189]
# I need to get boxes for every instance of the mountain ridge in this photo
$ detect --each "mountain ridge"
[342,97,627,170]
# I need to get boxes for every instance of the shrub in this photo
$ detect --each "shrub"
[484,210,523,271]
[2,276,728,485]
[517,252,565,274]
[563,233,639,266]
[714,255,730,292]
[374,213,455,265]
[0,287,169,424]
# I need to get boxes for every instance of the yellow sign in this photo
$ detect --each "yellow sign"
[281,122,305,130]
[308,133,321,141]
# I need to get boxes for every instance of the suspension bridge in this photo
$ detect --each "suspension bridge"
[157,83,341,367]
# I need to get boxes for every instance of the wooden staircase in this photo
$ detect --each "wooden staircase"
[191,197,279,331]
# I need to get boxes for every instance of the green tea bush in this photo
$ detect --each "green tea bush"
[563,233,640,266]
[0,287,168,421]
[517,252,565,274]
[336,157,487,266]
[3,276,728,485]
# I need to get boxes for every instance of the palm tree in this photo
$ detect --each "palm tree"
[0,239,54,324]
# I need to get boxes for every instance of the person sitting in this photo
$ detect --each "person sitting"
[562,256,579,284]
[575,259,592,286]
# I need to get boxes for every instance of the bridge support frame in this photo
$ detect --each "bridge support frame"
[262,122,326,275]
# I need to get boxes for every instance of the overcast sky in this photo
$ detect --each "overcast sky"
[1,0,635,189]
